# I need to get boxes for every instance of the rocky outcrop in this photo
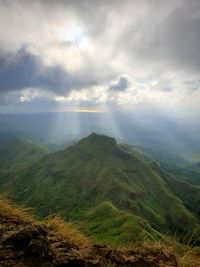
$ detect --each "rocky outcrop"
[0,213,178,267]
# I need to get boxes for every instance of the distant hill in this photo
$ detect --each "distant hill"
[0,133,200,245]
[0,139,49,189]
[169,162,200,186]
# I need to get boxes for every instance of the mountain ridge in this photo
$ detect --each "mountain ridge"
[0,133,200,244]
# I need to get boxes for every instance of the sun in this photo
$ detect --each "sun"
[58,23,89,50]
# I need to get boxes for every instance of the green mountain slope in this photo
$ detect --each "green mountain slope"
[0,139,49,189]
[83,201,162,244]
[171,163,200,186]
[0,133,200,244]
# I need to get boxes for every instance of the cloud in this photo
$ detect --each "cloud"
[0,0,200,111]
[116,0,200,73]
[109,76,131,91]
[0,48,99,95]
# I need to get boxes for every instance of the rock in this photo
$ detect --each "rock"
[54,258,85,267]
[0,224,53,267]
[0,213,178,267]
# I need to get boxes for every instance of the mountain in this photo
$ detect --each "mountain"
[0,133,200,245]
[0,139,49,189]
[169,162,200,186]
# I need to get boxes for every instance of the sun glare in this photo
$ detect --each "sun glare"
[58,23,89,50]
[64,108,104,113]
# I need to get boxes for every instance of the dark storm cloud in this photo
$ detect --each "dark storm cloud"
[109,76,130,91]
[118,0,200,73]
[0,48,98,95]
[162,1,200,72]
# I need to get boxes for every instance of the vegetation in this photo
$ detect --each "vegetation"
[47,215,91,247]
[0,197,36,224]
[0,133,200,246]
[0,197,199,267]
[170,163,200,186]
[0,139,49,188]
[82,201,162,245]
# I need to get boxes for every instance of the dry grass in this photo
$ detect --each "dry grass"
[177,247,200,267]
[144,242,200,267]
[167,235,200,267]
[148,240,200,267]
[0,197,36,224]
[0,197,90,248]
[46,215,91,247]
[123,238,200,267]
[135,230,200,267]
[1,196,199,266]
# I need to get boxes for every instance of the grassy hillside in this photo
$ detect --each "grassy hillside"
[82,201,163,244]
[0,133,200,245]
[171,163,200,186]
[161,172,200,218]
[0,139,49,189]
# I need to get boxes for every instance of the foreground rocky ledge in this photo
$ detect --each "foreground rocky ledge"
[0,214,178,267]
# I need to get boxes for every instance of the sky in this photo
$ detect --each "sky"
[0,0,200,113]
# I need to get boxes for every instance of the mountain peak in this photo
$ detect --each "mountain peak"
[82,132,117,146]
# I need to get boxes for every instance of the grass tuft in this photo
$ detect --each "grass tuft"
[46,215,91,247]
[0,197,36,224]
